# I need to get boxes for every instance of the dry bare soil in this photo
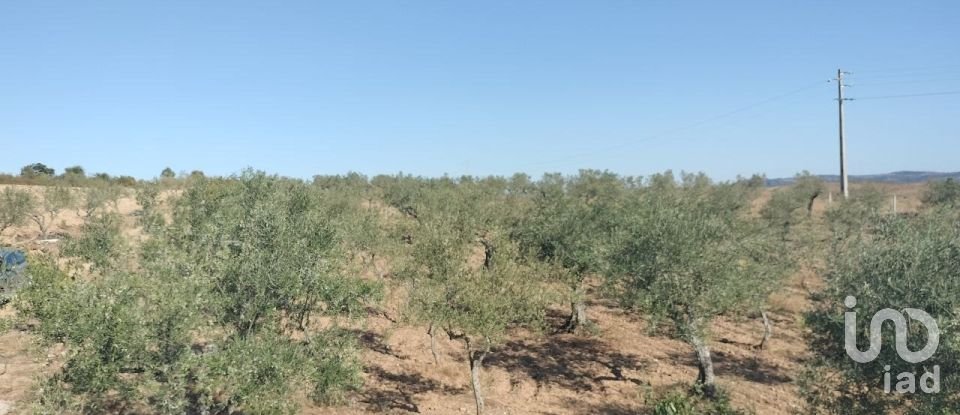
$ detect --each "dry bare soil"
[0,183,926,414]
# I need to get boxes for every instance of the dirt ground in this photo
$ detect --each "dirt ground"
[0,183,928,414]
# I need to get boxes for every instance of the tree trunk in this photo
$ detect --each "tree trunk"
[562,285,589,333]
[428,323,440,364]
[563,300,589,333]
[480,239,494,270]
[806,191,820,217]
[758,309,773,351]
[689,333,717,398]
[31,215,48,239]
[469,349,487,415]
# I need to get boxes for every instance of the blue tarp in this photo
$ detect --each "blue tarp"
[2,249,26,268]
[1,248,26,287]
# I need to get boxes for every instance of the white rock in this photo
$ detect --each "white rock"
[0,400,14,415]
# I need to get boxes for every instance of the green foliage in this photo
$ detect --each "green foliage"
[407,234,547,345]
[0,187,35,236]
[760,173,826,269]
[21,162,55,178]
[609,182,778,336]
[373,173,427,219]
[761,172,823,236]
[510,170,626,332]
[649,389,750,415]
[825,185,889,244]
[16,171,375,414]
[113,175,138,187]
[64,165,86,177]
[160,167,176,179]
[803,211,960,414]
[135,183,166,233]
[399,179,548,342]
[30,185,77,238]
[394,176,549,414]
[79,183,126,217]
[607,179,784,394]
[513,170,622,280]
[922,178,960,209]
[62,212,128,272]
[168,171,381,334]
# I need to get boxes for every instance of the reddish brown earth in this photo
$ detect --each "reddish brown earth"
[0,183,926,414]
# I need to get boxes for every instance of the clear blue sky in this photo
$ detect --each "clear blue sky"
[1,1,958,180]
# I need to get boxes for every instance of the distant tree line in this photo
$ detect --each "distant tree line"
[0,163,207,187]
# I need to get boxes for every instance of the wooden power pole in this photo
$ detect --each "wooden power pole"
[837,69,850,199]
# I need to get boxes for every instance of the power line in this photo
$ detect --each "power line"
[523,79,829,168]
[847,71,960,82]
[851,77,960,86]
[850,64,960,75]
[853,90,960,100]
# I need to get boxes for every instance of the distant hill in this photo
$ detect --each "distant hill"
[766,171,960,186]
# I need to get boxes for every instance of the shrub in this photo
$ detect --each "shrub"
[78,183,126,217]
[922,178,960,209]
[62,212,128,272]
[0,187,35,237]
[16,171,377,414]
[803,211,960,414]
[398,178,548,415]
[511,170,624,333]
[649,389,750,415]
[608,180,783,397]
[21,162,55,178]
[29,186,77,239]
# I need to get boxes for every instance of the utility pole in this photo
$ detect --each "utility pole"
[837,69,851,199]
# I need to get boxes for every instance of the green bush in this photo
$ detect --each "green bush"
[511,170,624,333]
[29,185,76,239]
[649,389,750,415]
[397,177,548,415]
[16,171,376,414]
[62,212,128,272]
[608,179,783,397]
[922,178,960,209]
[804,210,960,414]
[0,187,35,237]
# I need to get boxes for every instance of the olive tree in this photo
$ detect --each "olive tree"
[511,170,624,333]
[404,222,546,415]
[761,171,824,241]
[30,185,77,239]
[62,212,128,272]
[922,177,960,209]
[62,165,87,185]
[20,162,55,178]
[135,183,166,233]
[756,173,827,347]
[825,184,889,245]
[802,211,960,414]
[397,178,548,415]
[15,171,379,414]
[0,187,35,237]
[78,183,127,218]
[607,179,779,397]
[167,171,381,335]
